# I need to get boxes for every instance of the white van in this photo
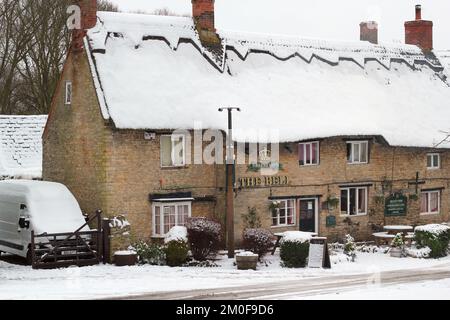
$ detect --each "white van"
[0,180,88,263]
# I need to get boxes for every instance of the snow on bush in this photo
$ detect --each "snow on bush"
[109,215,130,229]
[186,217,222,261]
[391,233,405,248]
[415,224,450,258]
[405,247,431,259]
[415,224,450,236]
[242,228,273,258]
[164,226,188,244]
[281,231,313,244]
[132,240,166,265]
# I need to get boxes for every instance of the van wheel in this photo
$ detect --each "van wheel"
[25,250,32,266]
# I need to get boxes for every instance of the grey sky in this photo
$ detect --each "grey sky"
[109,0,450,49]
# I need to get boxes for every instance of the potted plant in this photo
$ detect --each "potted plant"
[269,201,281,216]
[235,251,259,270]
[390,233,404,258]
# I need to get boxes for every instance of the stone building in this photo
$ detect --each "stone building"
[43,1,450,243]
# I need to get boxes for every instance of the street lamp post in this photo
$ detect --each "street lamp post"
[219,107,240,258]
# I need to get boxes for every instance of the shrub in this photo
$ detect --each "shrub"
[280,240,310,268]
[415,224,450,258]
[133,240,165,265]
[164,226,188,244]
[242,207,261,229]
[186,217,222,261]
[391,233,404,248]
[343,234,357,261]
[164,240,189,267]
[243,228,274,258]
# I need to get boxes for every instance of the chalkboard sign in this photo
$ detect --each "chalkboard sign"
[308,237,331,269]
[326,216,336,227]
[385,193,407,217]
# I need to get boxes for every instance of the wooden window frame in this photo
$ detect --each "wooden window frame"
[271,199,296,227]
[152,201,192,236]
[340,187,368,216]
[160,134,186,168]
[427,153,440,170]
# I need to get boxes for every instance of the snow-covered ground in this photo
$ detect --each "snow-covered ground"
[295,278,450,300]
[1,250,450,300]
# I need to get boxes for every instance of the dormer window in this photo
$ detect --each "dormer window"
[347,141,368,164]
[427,153,440,169]
[65,81,72,105]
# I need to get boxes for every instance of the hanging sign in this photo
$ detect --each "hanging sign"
[384,193,408,217]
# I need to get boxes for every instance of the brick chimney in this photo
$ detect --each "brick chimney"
[405,4,433,51]
[191,0,220,46]
[360,21,378,44]
[72,0,98,52]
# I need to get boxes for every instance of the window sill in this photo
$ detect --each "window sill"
[347,162,369,166]
[270,224,296,228]
[161,165,188,170]
[340,213,367,217]
[420,212,440,216]
[299,164,320,167]
[426,168,440,170]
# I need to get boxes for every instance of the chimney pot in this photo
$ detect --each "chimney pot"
[72,0,98,52]
[415,5,422,20]
[405,4,433,51]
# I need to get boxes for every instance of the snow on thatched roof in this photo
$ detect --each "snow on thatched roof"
[86,12,450,147]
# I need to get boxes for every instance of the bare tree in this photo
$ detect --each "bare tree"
[98,0,119,12]
[152,8,190,17]
[0,0,118,115]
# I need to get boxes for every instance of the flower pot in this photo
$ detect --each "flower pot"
[236,253,258,270]
[114,251,137,266]
[390,247,403,258]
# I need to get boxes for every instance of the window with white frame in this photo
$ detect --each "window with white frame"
[160,134,186,167]
[420,190,440,215]
[299,141,319,166]
[65,81,72,105]
[340,187,367,216]
[271,199,296,226]
[153,202,191,236]
[347,141,368,164]
[427,153,440,169]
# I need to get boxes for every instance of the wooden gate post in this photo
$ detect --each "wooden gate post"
[101,218,111,264]
[96,210,103,263]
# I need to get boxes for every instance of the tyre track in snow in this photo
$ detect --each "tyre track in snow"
[120,266,450,300]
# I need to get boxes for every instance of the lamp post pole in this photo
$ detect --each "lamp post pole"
[219,107,240,258]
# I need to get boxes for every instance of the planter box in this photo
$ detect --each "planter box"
[114,251,137,266]
[236,254,258,270]
[390,247,403,258]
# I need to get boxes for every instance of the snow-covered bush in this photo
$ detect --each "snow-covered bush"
[132,240,165,265]
[242,228,274,259]
[415,224,450,258]
[344,234,357,262]
[405,246,431,259]
[280,232,311,268]
[164,226,188,244]
[391,233,404,248]
[164,239,189,267]
[186,217,222,261]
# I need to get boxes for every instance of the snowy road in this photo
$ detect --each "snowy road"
[123,264,450,300]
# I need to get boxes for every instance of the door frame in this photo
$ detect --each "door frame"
[298,197,319,234]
